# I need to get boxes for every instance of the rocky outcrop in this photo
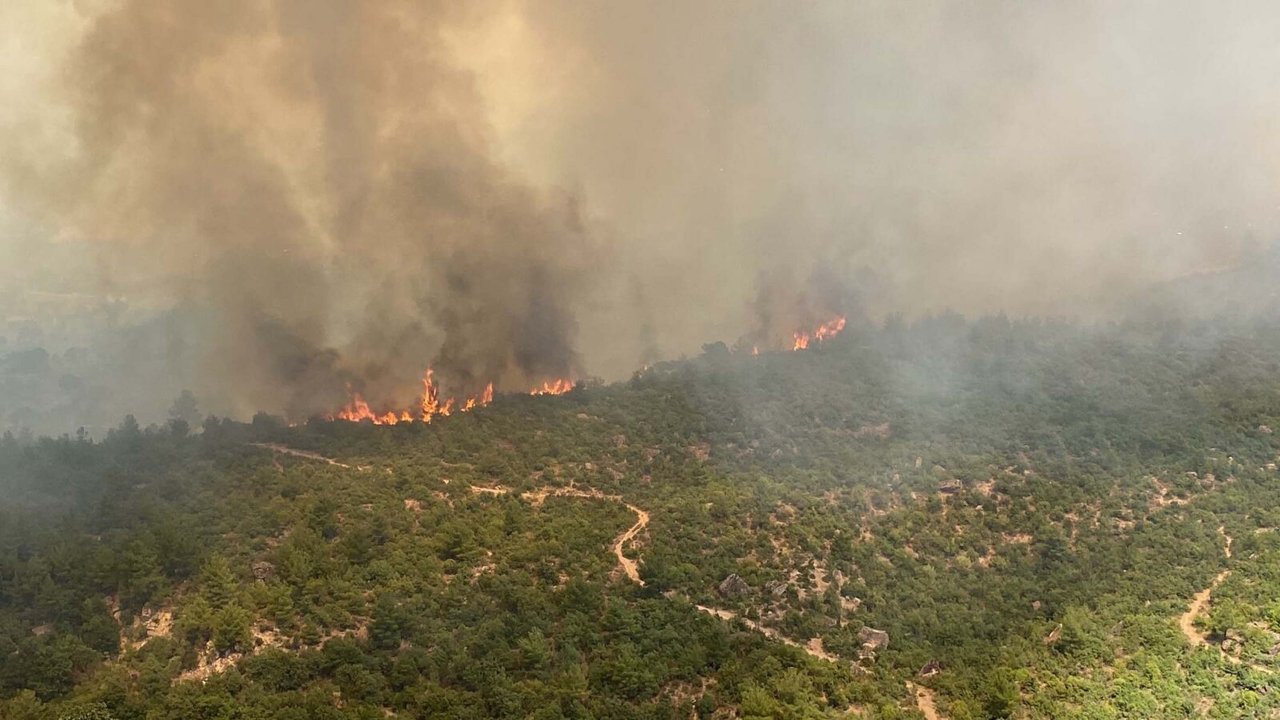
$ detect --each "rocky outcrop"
[858,626,889,650]
[857,626,890,661]
[252,561,276,582]
[718,574,751,599]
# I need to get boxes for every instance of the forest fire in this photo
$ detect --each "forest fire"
[330,369,493,425]
[420,369,494,424]
[530,378,574,395]
[791,316,847,351]
[329,370,573,424]
[329,311,838,425]
[332,390,413,425]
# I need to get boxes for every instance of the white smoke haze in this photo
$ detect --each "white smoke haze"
[2,0,1279,432]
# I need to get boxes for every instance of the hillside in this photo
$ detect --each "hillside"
[4,315,1280,719]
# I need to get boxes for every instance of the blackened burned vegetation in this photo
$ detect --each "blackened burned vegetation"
[5,316,1280,719]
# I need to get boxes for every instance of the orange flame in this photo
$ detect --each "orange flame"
[331,368,553,425]
[333,387,409,425]
[419,369,494,423]
[530,378,574,396]
[792,316,847,351]
[331,368,496,425]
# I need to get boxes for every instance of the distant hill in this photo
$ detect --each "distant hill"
[1129,243,1280,322]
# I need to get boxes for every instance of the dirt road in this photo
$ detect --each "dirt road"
[614,504,650,585]
[907,682,944,720]
[470,483,651,585]
[693,605,841,663]
[251,443,353,468]
[1178,526,1233,647]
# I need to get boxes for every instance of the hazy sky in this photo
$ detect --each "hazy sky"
[2,1,1279,425]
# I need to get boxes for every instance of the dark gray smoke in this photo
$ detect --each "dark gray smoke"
[3,0,597,423]
[2,1,1280,431]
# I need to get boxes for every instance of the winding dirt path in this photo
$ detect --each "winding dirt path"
[1178,526,1233,647]
[1175,527,1274,675]
[1179,575,1228,647]
[907,682,944,720]
[244,455,948,711]
[252,443,353,468]
[693,605,841,663]
[614,504,650,585]
[469,483,650,585]
[253,447,652,583]
[695,605,945,717]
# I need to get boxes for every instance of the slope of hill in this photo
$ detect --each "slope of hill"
[1129,243,1280,322]
[4,315,1280,719]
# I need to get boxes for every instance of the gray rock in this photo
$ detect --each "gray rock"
[252,561,276,582]
[718,573,751,599]
[858,626,889,651]
[764,580,788,598]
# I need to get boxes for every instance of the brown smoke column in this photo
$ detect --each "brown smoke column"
[4,1,1280,425]
[6,0,602,419]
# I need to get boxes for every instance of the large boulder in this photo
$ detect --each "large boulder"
[858,626,889,651]
[252,561,276,582]
[718,574,751,599]
[918,660,943,678]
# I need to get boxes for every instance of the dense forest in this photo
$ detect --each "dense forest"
[3,314,1280,719]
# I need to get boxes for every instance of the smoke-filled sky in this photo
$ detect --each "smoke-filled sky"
[2,0,1280,430]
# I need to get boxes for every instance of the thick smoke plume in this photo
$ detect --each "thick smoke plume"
[4,0,598,421]
[3,1,1280,431]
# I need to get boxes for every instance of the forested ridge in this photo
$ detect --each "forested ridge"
[4,315,1280,719]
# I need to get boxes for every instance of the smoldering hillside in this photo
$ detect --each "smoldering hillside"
[3,1,1280,434]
